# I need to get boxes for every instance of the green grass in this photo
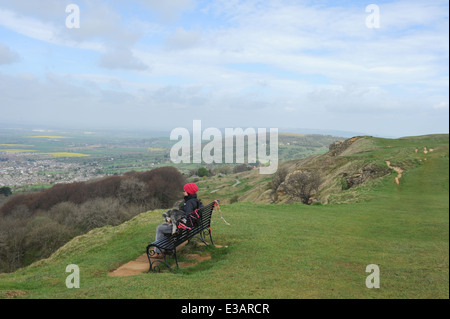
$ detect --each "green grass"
[0,135,448,299]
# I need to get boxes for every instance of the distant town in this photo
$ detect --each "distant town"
[0,152,106,188]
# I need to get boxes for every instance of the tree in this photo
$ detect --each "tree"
[197,167,210,177]
[212,165,232,175]
[271,166,289,201]
[0,187,12,197]
[285,170,322,204]
[25,217,74,261]
[75,198,125,231]
[118,177,147,205]
[233,164,251,173]
[0,218,28,272]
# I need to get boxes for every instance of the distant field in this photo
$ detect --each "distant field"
[38,152,90,158]
[1,149,37,153]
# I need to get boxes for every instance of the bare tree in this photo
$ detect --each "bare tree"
[285,170,322,204]
[48,201,79,227]
[26,217,74,260]
[0,229,7,271]
[272,167,288,190]
[0,218,28,272]
[271,166,289,201]
[118,177,147,205]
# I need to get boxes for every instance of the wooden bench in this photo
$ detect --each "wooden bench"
[146,200,218,272]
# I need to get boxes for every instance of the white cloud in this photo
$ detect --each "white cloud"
[0,2,148,70]
[99,48,149,70]
[164,27,201,50]
[0,7,105,52]
[434,101,449,110]
[0,8,58,43]
[0,0,70,20]
[284,106,296,113]
[136,0,196,21]
[0,43,20,64]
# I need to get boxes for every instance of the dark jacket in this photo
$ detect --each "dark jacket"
[180,194,203,217]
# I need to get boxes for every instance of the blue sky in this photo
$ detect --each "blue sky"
[0,0,448,137]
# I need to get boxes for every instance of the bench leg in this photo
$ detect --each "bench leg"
[173,248,179,268]
[146,244,172,273]
[208,228,215,247]
[197,228,215,247]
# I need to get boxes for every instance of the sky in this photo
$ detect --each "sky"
[0,0,448,137]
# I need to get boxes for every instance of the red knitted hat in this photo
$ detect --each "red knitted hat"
[183,183,199,195]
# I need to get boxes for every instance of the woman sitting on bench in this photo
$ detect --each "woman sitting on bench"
[152,183,203,258]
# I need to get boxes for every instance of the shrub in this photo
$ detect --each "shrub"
[197,167,210,177]
[233,164,251,173]
[285,170,322,205]
[230,195,239,204]
[25,217,74,264]
[118,177,147,205]
[0,187,12,197]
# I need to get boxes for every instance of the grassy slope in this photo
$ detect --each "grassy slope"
[0,135,448,299]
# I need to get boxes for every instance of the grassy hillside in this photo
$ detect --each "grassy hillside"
[196,134,449,206]
[0,134,448,299]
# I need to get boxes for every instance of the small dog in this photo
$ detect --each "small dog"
[162,209,187,234]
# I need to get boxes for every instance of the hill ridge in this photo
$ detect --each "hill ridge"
[196,134,449,205]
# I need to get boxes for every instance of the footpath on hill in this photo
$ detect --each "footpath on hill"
[386,161,404,185]
[108,241,223,277]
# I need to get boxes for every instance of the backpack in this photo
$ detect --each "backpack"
[177,198,203,230]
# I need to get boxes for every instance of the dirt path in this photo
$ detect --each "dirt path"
[386,161,404,185]
[210,179,240,194]
[108,254,150,277]
[108,243,221,277]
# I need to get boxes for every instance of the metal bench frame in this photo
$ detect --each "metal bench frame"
[146,200,217,272]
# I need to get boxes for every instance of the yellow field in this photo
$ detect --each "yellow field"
[38,152,90,157]
[0,144,35,147]
[1,149,37,153]
[148,148,165,151]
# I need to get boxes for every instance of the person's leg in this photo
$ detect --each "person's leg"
[154,223,172,254]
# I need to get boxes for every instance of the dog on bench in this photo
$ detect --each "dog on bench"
[162,209,187,234]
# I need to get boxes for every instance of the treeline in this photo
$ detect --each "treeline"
[0,167,184,217]
[278,134,342,148]
[188,164,254,178]
[0,167,185,273]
